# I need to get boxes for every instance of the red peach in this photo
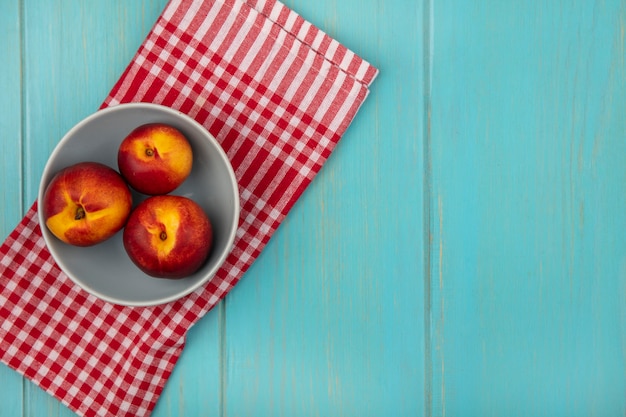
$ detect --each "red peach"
[42,162,133,246]
[117,123,193,195]
[123,195,213,279]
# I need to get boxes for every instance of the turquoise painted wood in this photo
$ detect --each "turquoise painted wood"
[1,0,624,416]
[428,2,626,416]
[0,1,26,416]
[221,1,424,415]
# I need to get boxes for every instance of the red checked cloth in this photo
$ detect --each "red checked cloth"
[0,0,377,415]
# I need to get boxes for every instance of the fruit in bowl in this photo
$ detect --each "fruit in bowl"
[123,195,213,279]
[38,103,239,306]
[117,123,193,195]
[42,161,133,246]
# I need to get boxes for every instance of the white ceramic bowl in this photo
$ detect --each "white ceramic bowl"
[38,103,240,306]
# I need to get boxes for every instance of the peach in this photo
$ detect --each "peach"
[42,161,133,246]
[117,123,193,195]
[123,195,213,279]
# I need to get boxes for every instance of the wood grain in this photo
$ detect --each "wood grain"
[1,0,625,416]
[222,0,425,415]
[0,2,26,416]
[17,1,175,416]
[2,1,221,416]
[429,1,626,415]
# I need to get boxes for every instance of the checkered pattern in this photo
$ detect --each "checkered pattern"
[0,0,376,416]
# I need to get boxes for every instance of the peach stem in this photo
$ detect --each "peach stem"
[75,206,86,220]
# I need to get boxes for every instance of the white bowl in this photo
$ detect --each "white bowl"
[38,103,240,306]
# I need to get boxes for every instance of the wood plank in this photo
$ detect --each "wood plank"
[152,309,222,416]
[22,0,165,202]
[429,1,626,415]
[20,1,160,415]
[0,0,26,416]
[17,1,220,415]
[0,0,25,231]
[223,0,426,415]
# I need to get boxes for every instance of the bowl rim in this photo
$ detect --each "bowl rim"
[38,102,240,307]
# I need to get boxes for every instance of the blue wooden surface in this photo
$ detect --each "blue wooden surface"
[428,2,626,416]
[0,0,624,416]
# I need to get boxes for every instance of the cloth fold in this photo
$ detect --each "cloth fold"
[0,0,377,415]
